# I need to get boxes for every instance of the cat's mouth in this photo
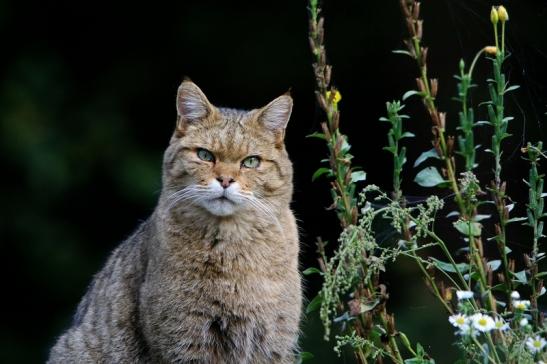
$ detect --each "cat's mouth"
[211,195,235,204]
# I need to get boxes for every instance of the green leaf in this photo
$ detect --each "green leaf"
[360,299,380,313]
[312,167,331,182]
[341,139,351,154]
[402,90,420,101]
[431,257,469,273]
[414,167,446,187]
[392,49,413,57]
[401,131,416,139]
[306,294,322,314]
[306,132,326,140]
[414,148,440,167]
[512,270,527,284]
[487,260,501,271]
[351,171,367,183]
[507,216,527,224]
[473,214,491,222]
[302,267,322,276]
[504,85,520,94]
[453,220,482,237]
[298,352,314,363]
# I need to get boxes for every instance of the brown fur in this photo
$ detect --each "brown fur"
[48,81,302,363]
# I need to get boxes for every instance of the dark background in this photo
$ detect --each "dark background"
[2,0,547,362]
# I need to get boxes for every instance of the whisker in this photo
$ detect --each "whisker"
[165,185,211,211]
[237,193,285,240]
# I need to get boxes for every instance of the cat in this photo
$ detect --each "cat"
[48,80,302,364]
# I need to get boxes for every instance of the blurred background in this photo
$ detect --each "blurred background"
[2,0,547,362]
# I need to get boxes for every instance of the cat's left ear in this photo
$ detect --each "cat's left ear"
[175,80,214,137]
[257,94,293,145]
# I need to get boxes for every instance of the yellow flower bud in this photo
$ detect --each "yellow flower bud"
[490,6,498,25]
[484,46,498,56]
[326,90,342,105]
[497,5,509,22]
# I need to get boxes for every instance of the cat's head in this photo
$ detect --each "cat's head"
[161,80,293,218]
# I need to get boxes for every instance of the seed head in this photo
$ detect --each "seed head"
[484,46,498,56]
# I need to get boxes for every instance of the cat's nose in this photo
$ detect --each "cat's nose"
[216,176,235,189]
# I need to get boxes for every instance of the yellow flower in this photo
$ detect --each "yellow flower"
[484,46,498,55]
[490,7,498,25]
[497,5,509,22]
[326,90,342,105]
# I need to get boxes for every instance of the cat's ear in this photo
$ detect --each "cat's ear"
[257,94,293,145]
[175,81,213,137]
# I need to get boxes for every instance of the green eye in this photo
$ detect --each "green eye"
[242,156,261,169]
[197,148,215,162]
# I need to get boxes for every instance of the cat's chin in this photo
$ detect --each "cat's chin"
[201,197,239,217]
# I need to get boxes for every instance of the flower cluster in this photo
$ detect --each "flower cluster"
[449,312,508,337]
[448,290,547,356]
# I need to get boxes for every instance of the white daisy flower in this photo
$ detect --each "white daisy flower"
[493,317,509,331]
[471,313,495,332]
[456,290,474,300]
[449,313,469,329]
[457,324,479,338]
[513,300,531,310]
[511,291,521,300]
[526,336,547,353]
[520,318,529,327]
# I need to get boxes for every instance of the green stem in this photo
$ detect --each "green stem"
[471,336,498,364]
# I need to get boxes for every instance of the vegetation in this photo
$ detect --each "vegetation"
[305,1,547,363]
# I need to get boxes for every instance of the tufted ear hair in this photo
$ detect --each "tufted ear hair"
[175,80,213,137]
[257,94,293,144]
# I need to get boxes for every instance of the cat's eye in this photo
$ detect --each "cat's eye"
[197,148,215,162]
[242,156,261,169]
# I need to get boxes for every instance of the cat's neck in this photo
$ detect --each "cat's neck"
[154,203,287,248]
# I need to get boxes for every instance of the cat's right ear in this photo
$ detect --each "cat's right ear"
[175,81,213,137]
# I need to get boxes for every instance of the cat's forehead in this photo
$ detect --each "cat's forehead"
[183,107,273,158]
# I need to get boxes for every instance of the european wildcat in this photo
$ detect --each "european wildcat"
[48,81,302,364]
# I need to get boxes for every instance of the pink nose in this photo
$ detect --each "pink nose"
[216,176,235,188]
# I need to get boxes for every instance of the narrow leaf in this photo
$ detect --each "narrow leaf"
[392,49,413,57]
[306,132,326,140]
[312,167,331,182]
[431,257,469,273]
[302,267,322,276]
[402,90,420,101]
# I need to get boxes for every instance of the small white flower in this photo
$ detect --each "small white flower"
[526,336,547,353]
[494,317,509,331]
[456,290,474,300]
[520,318,529,327]
[511,291,521,300]
[540,287,546,297]
[449,313,469,329]
[471,313,495,332]
[514,300,531,310]
[457,324,479,338]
